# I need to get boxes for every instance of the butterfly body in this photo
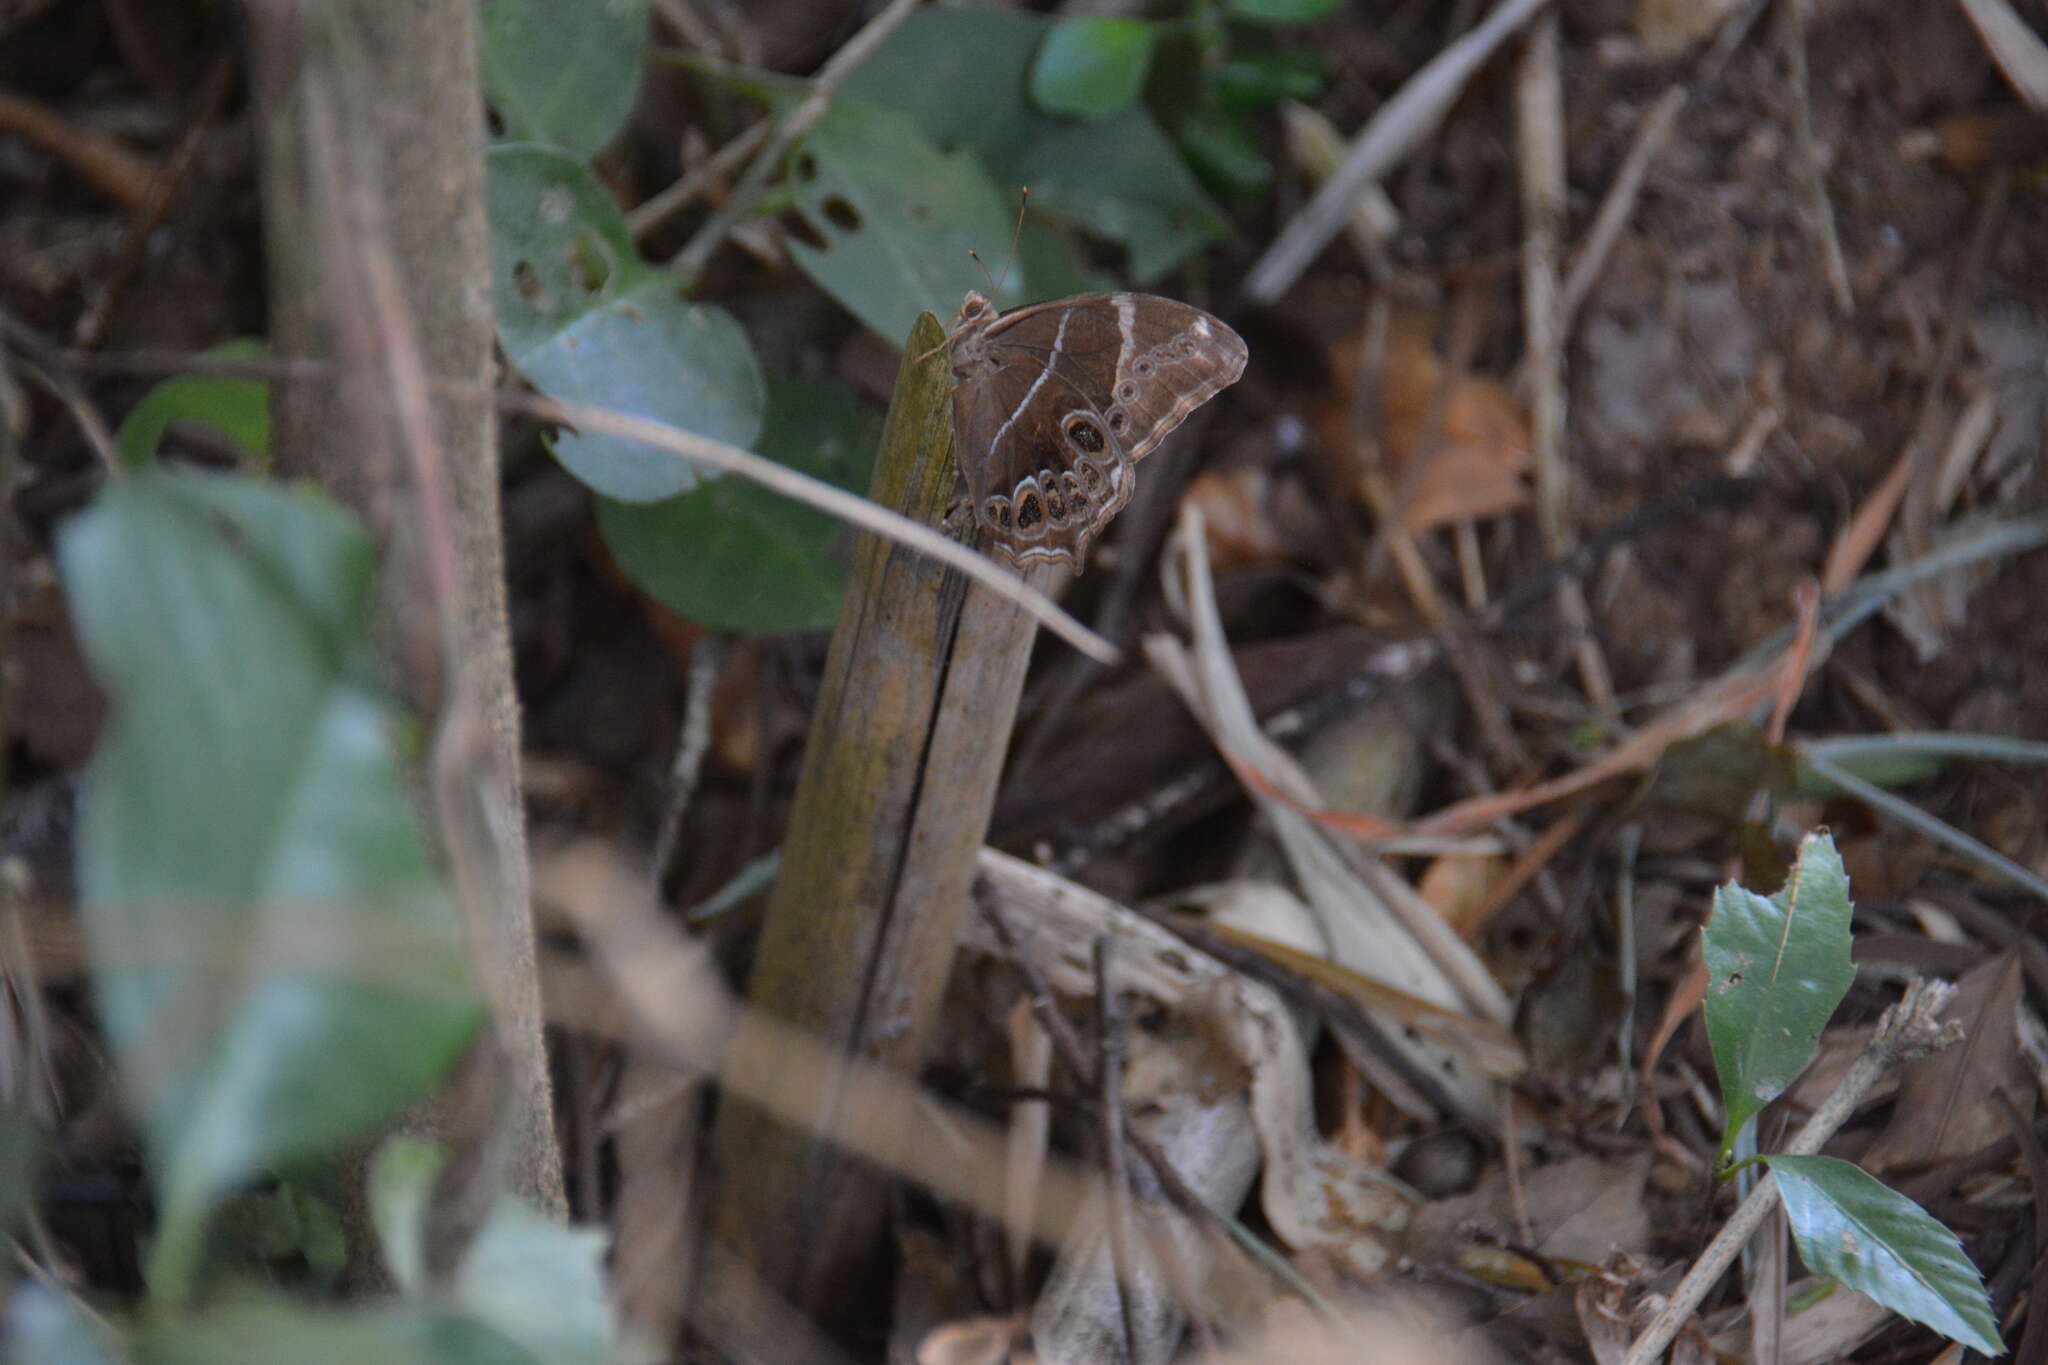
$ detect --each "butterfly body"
[947,290,1247,568]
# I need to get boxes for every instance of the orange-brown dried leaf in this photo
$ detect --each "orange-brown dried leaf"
[1311,311,1531,534]
[1183,464,1299,570]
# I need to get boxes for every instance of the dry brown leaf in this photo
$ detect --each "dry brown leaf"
[1310,311,1531,535]
[1575,1273,1636,1365]
[1417,850,1505,935]
[1861,954,2024,1171]
[1181,465,1302,570]
[964,851,1415,1279]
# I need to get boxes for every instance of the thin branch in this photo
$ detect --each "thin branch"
[1778,0,1853,316]
[1094,935,1139,1365]
[627,118,770,242]
[652,634,726,885]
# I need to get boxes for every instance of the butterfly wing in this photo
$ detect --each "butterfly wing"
[952,294,1247,566]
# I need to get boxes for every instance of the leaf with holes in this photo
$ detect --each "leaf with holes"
[1702,832,1855,1165]
[481,0,647,158]
[488,144,764,502]
[782,98,1025,344]
[597,378,880,635]
[1767,1155,2002,1355]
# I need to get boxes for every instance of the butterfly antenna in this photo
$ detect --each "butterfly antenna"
[968,248,999,296]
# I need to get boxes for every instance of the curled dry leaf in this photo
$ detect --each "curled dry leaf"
[1309,310,1531,535]
[965,851,1414,1277]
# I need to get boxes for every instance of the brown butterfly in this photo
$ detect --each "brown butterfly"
[947,290,1248,568]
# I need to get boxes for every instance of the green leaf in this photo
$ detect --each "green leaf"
[839,9,1227,282]
[597,377,880,634]
[1172,107,1275,198]
[1030,18,1156,119]
[146,1296,547,1365]
[114,338,270,471]
[783,98,1024,343]
[1702,832,1854,1164]
[57,471,482,1299]
[1766,1154,2003,1355]
[370,1135,634,1363]
[1226,0,1345,22]
[488,144,765,502]
[454,1195,623,1365]
[213,1180,349,1287]
[1211,50,1327,112]
[481,0,648,158]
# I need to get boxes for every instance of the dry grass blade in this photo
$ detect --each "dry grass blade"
[506,391,1118,664]
[1957,0,2048,108]
[1241,0,1553,303]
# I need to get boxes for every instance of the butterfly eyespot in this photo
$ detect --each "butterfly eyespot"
[1116,381,1138,402]
[1078,463,1107,495]
[1107,409,1129,433]
[1064,414,1106,454]
[1134,359,1154,377]
[1043,482,1068,519]
[1015,491,1043,530]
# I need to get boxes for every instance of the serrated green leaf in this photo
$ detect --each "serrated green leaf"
[597,377,879,634]
[839,9,1226,282]
[114,338,270,471]
[488,145,765,502]
[481,0,647,158]
[57,471,482,1298]
[1030,18,1156,119]
[1703,832,1854,1163]
[1767,1154,2002,1355]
